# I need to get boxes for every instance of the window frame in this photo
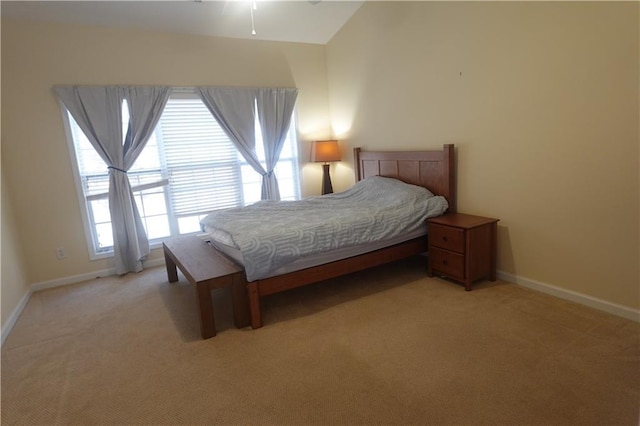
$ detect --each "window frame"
[59,89,301,260]
[60,101,110,260]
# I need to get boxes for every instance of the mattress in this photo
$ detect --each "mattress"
[206,227,427,280]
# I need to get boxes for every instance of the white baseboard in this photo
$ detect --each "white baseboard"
[1,288,33,346]
[1,257,166,347]
[31,267,116,292]
[498,270,640,323]
[30,257,165,292]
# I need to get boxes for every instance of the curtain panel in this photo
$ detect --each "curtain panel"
[54,85,170,274]
[197,86,298,201]
[256,88,298,200]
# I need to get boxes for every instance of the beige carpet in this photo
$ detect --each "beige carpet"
[2,256,639,425]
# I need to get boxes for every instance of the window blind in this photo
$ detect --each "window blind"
[158,98,243,217]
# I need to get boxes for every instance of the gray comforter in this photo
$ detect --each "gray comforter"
[200,176,449,281]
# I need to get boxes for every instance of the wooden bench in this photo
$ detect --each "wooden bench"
[163,236,250,339]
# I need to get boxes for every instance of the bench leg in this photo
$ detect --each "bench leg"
[196,282,216,339]
[247,282,263,329]
[164,246,179,283]
[230,274,250,328]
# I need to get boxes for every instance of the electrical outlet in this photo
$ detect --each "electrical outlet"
[55,247,66,260]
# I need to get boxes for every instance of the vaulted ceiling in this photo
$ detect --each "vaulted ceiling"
[1,0,365,45]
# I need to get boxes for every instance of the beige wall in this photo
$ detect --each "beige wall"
[0,19,331,299]
[326,2,639,309]
[1,166,30,327]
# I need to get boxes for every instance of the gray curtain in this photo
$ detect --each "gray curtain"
[197,87,263,175]
[256,88,298,200]
[197,87,298,201]
[54,85,170,274]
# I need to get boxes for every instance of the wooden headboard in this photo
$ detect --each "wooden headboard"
[354,144,456,213]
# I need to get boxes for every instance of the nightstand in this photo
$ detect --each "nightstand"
[427,213,499,291]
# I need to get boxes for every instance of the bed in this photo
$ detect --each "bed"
[202,144,456,329]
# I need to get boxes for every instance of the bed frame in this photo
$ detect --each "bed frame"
[246,144,456,329]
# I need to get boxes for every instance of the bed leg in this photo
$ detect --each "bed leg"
[247,282,263,329]
[230,274,250,328]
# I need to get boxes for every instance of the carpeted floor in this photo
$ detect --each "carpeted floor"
[2,256,639,425]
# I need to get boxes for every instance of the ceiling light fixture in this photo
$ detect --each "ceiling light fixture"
[250,1,257,35]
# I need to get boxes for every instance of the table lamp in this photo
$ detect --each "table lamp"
[311,140,341,195]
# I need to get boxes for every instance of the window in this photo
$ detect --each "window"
[65,91,300,258]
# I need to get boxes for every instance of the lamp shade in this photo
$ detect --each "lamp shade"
[311,140,341,163]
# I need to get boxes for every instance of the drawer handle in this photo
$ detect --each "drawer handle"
[442,237,448,242]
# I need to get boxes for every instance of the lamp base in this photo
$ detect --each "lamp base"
[321,163,333,195]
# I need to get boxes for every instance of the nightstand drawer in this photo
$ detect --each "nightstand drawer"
[429,247,464,279]
[429,224,465,253]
